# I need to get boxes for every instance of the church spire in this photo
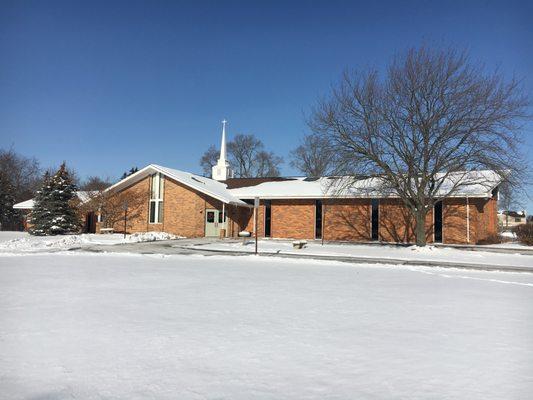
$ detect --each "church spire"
[212,119,234,181]
[219,119,227,164]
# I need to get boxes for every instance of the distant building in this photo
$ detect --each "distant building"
[498,210,527,230]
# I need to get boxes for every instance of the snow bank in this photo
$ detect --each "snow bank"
[0,231,180,253]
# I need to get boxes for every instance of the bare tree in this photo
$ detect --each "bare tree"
[310,47,529,246]
[200,134,283,178]
[255,150,283,177]
[80,188,146,232]
[81,176,112,191]
[200,145,219,176]
[0,148,41,202]
[290,133,334,177]
[498,180,525,229]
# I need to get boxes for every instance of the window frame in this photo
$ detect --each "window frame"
[149,173,164,224]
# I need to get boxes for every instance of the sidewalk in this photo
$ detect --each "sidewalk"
[176,238,533,272]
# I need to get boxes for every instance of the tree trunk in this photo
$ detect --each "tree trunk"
[415,211,427,247]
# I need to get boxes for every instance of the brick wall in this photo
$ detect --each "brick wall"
[104,175,498,243]
[323,199,371,241]
[108,175,234,237]
[443,197,498,244]
[243,203,264,236]
[378,199,434,243]
[270,199,315,239]
[109,177,151,233]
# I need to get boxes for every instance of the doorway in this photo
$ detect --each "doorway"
[371,199,379,241]
[315,200,323,239]
[85,212,96,233]
[434,201,443,243]
[205,209,225,237]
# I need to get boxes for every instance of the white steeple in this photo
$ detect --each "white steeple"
[212,119,234,181]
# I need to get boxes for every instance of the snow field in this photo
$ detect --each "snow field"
[0,252,532,399]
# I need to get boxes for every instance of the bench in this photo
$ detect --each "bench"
[238,231,252,244]
[100,228,115,234]
[292,240,307,249]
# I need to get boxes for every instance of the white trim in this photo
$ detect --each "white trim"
[233,192,496,200]
[104,164,250,207]
[149,173,164,224]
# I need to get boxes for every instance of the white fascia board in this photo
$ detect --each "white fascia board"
[103,165,156,194]
[105,164,249,207]
[234,192,493,200]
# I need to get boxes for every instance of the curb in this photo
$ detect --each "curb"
[174,245,533,273]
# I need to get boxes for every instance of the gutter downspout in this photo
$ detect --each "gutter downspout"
[466,196,470,244]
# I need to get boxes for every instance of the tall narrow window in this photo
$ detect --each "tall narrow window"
[149,173,164,223]
[264,200,271,237]
[434,201,443,243]
[315,200,323,239]
[371,199,379,241]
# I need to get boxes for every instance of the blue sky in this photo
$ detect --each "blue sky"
[1,1,532,208]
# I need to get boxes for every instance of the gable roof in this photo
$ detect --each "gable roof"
[229,170,503,199]
[105,164,249,206]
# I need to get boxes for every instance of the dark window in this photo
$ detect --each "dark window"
[218,211,226,223]
[206,211,215,223]
[434,201,443,243]
[371,199,379,241]
[315,200,323,239]
[149,202,157,224]
[264,200,271,237]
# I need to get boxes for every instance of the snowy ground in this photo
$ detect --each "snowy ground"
[192,239,533,269]
[0,231,178,253]
[1,248,532,399]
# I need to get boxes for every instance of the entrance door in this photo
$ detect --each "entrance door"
[205,209,225,237]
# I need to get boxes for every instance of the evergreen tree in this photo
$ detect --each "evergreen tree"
[121,167,138,180]
[30,163,80,235]
[0,171,21,230]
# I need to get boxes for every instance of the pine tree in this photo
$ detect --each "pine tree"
[121,167,139,180]
[0,171,21,230]
[30,163,81,235]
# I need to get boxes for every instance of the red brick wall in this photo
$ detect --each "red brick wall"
[323,199,371,241]
[271,199,315,239]
[105,175,498,244]
[378,199,434,243]
[443,197,498,244]
[108,176,233,237]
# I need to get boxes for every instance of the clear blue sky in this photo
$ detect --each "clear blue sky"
[1,1,532,208]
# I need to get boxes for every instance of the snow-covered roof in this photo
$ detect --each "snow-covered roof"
[229,170,503,199]
[105,164,249,206]
[12,191,94,210]
[13,199,35,210]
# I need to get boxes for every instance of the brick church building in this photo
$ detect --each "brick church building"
[15,122,501,244]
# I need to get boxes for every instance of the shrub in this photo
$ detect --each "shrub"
[477,234,502,245]
[513,224,533,246]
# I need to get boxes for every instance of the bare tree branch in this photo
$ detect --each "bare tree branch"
[310,47,529,245]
